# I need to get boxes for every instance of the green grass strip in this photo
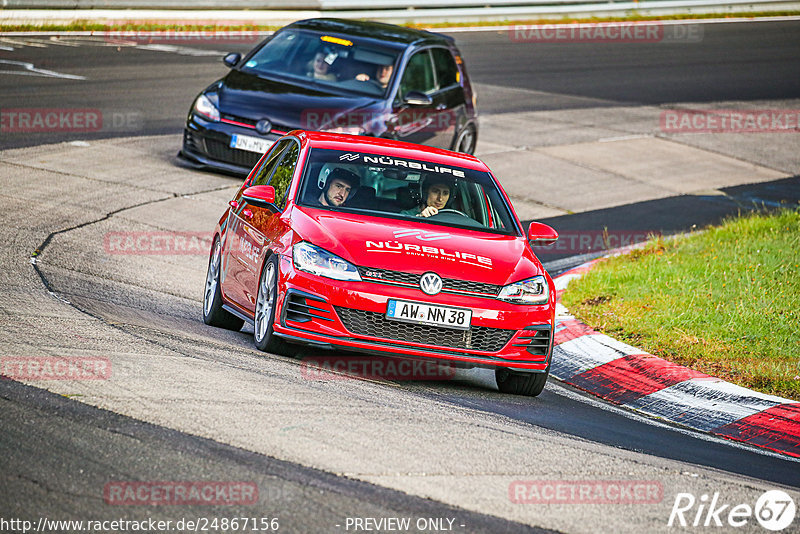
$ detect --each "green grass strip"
[562,208,800,400]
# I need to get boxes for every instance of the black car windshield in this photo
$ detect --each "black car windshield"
[297,148,520,235]
[241,30,400,97]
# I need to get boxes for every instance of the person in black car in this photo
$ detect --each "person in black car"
[356,61,394,89]
[307,50,338,82]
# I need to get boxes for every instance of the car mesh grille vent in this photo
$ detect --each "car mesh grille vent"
[204,139,262,169]
[358,267,501,296]
[284,293,332,324]
[335,307,514,352]
[184,131,202,152]
[512,326,551,361]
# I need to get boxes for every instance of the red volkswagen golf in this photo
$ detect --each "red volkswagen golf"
[203,131,559,396]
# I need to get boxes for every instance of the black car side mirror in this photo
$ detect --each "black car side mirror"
[223,53,242,68]
[403,91,433,106]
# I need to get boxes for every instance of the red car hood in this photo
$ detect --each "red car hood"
[291,206,544,286]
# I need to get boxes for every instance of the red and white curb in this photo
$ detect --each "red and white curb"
[551,258,800,459]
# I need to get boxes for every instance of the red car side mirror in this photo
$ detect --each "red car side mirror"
[242,185,276,207]
[528,222,558,246]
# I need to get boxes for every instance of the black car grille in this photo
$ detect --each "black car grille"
[335,307,514,352]
[204,139,262,169]
[358,267,501,297]
[221,113,258,127]
[221,113,292,134]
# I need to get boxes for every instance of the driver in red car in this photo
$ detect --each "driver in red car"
[316,168,360,207]
[402,176,454,217]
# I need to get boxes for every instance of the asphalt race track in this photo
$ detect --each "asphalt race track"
[1,19,799,534]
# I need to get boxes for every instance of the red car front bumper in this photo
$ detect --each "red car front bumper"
[271,255,554,371]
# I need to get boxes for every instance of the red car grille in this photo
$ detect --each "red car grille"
[357,267,501,297]
[335,306,514,352]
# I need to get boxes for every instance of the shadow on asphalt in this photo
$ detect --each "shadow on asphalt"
[527,175,800,267]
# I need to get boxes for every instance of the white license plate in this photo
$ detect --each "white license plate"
[386,299,472,331]
[230,134,273,154]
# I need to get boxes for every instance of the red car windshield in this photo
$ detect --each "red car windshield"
[296,148,520,235]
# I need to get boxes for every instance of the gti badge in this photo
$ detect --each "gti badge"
[419,272,443,295]
[256,119,272,135]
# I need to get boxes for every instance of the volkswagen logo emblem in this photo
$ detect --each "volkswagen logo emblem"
[419,272,443,296]
[255,119,272,135]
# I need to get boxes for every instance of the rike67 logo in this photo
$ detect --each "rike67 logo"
[669,490,796,531]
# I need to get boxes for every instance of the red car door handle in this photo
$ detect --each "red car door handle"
[242,209,253,220]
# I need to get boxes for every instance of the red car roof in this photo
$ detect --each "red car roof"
[291,130,489,173]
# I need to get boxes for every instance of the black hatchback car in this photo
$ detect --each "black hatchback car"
[180,18,478,175]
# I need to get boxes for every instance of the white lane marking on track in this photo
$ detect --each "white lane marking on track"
[136,43,227,56]
[0,37,47,48]
[0,45,12,51]
[0,59,86,80]
[38,37,81,47]
[61,37,138,47]
[0,36,137,49]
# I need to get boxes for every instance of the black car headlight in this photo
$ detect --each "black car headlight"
[497,276,549,305]
[292,242,362,282]
[193,94,220,122]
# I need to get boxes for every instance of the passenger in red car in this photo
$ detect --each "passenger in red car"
[318,168,360,207]
[402,177,453,217]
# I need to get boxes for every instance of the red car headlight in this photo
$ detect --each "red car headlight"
[497,276,549,305]
[292,242,362,282]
